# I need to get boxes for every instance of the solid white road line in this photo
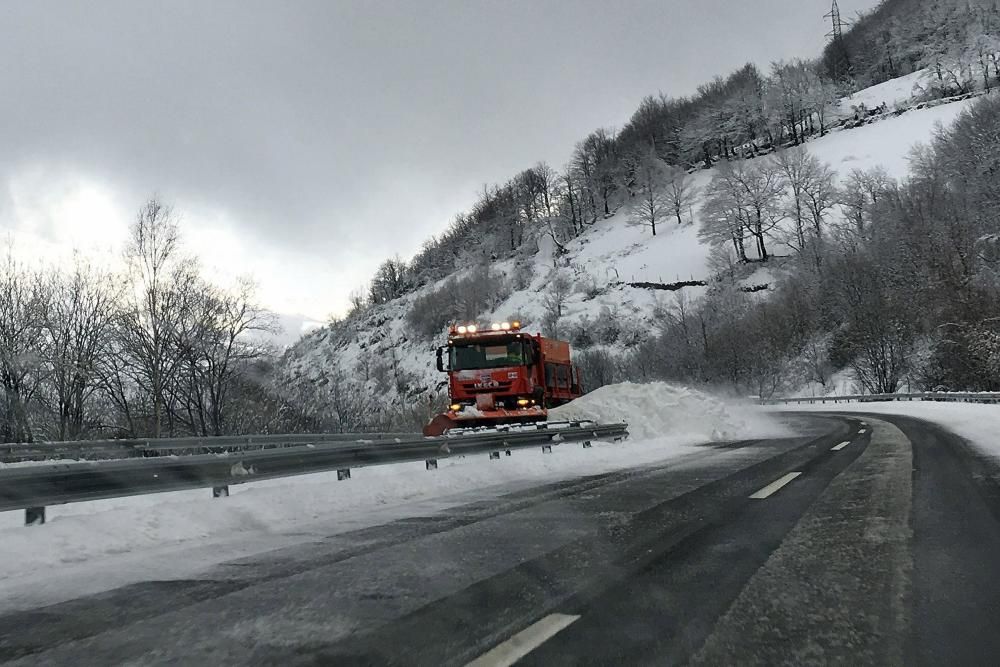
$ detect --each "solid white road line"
[749,472,802,499]
[466,614,581,667]
[831,441,850,451]
[858,428,867,434]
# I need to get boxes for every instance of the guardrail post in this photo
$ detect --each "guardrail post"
[213,485,229,498]
[337,469,351,481]
[425,459,438,470]
[25,506,45,526]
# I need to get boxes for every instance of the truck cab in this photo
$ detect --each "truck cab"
[424,321,583,435]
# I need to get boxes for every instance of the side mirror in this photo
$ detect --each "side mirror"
[436,347,447,372]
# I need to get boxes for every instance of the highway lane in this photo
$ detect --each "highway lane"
[2,412,999,665]
[896,414,1000,665]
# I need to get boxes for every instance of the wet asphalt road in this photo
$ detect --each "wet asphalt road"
[3,412,1000,665]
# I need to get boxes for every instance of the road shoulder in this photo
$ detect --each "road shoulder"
[692,417,912,665]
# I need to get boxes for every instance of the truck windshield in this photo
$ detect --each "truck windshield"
[450,340,531,370]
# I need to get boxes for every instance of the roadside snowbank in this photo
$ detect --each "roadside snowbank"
[774,401,1000,459]
[549,381,790,441]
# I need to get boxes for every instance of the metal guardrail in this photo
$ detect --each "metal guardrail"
[0,421,629,525]
[763,392,1000,405]
[0,432,419,463]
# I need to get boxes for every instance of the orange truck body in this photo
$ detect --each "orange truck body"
[423,324,584,436]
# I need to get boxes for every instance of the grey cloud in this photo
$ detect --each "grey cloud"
[0,0,879,312]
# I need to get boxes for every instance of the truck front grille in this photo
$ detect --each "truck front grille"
[460,382,514,394]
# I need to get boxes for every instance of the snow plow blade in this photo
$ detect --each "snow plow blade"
[423,414,459,437]
[422,407,548,436]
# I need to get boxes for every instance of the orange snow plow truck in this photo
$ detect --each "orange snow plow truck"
[423,321,584,436]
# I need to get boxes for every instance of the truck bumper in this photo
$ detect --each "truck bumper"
[423,406,548,436]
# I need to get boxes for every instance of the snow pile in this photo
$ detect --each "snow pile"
[549,382,790,441]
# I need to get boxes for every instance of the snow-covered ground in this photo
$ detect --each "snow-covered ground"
[807,98,972,178]
[839,69,931,112]
[775,401,1000,460]
[0,382,787,611]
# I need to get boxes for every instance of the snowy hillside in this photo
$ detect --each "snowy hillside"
[277,74,979,424]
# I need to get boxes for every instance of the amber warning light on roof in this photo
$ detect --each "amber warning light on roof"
[451,321,521,335]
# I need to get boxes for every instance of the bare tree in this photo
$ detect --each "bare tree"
[574,128,620,219]
[0,251,46,442]
[831,255,915,394]
[801,159,838,269]
[560,168,584,236]
[541,270,574,338]
[118,197,189,437]
[700,175,749,263]
[802,68,840,137]
[626,152,669,236]
[839,167,894,237]
[712,159,784,261]
[802,160,838,238]
[534,161,558,217]
[369,256,408,305]
[663,166,699,226]
[41,258,120,440]
[772,147,811,253]
[571,142,600,225]
[173,278,276,435]
[766,60,812,145]
[346,286,368,317]
[772,147,837,259]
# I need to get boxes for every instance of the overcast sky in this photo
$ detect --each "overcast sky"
[0,0,878,322]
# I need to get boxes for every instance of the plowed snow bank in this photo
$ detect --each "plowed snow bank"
[549,381,790,441]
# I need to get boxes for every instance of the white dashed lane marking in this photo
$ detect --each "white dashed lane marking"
[466,614,581,667]
[749,472,802,499]
[831,441,850,451]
